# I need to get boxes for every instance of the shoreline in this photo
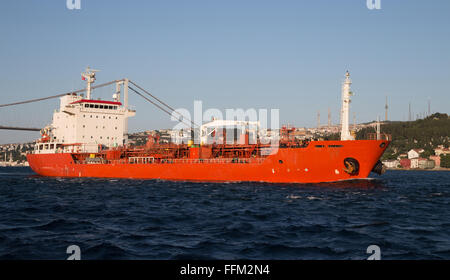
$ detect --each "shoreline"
[387,168,450,172]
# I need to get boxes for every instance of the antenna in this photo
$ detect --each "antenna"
[317,111,320,129]
[385,96,388,121]
[408,102,412,121]
[328,107,331,128]
[376,116,381,140]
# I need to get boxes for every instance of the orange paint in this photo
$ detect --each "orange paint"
[27,140,389,184]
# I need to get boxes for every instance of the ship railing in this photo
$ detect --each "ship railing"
[104,157,266,165]
[167,157,266,164]
[128,156,155,164]
[79,157,266,165]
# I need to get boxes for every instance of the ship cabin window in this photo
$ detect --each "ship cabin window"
[94,105,99,109]
[56,144,63,152]
[39,144,43,150]
[100,105,104,109]
[44,144,49,149]
[315,145,325,148]
[85,104,89,108]
[50,144,55,149]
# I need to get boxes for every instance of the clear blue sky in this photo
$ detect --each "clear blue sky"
[1,0,449,144]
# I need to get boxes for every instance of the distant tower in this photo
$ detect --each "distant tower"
[328,108,331,128]
[317,111,320,129]
[428,98,431,116]
[353,112,356,130]
[385,96,388,121]
[408,102,412,121]
[340,71,354,140]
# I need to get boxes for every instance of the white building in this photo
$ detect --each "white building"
[408,149,424,159]
[410,158,421,169]
[382,159,400,169]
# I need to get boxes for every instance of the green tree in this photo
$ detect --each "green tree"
[441,154,450,168]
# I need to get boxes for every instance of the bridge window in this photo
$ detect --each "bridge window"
[94,105,99,109]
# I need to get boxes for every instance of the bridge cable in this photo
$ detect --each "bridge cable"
[0,80,122,108]
[128,81,199,128]
[128,86,197,129]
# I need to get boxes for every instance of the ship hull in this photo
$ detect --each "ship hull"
[27,140,389,184]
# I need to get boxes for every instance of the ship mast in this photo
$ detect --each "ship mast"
[340,71,354,140]
[81,67,99,100]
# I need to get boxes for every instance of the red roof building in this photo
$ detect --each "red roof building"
[400,158,411,169]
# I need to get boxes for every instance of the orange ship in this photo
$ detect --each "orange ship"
[27,69,390,183]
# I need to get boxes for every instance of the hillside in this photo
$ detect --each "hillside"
[355,113,450,160]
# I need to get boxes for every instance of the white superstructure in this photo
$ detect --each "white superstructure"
[33,68,135,154]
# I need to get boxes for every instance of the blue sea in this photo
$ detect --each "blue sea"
[0,167,449,260]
